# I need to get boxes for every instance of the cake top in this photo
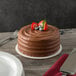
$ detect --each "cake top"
[18,20,60,41]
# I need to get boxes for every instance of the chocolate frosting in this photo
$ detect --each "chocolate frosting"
[18,25,60,57]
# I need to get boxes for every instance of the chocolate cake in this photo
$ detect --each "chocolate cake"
[17,22,60,57]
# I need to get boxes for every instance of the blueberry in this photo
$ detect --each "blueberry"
[35,27,39,30]
[39,27,43,31]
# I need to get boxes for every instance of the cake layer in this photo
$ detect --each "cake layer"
[18,46,60,57]
[18,37,60,47]
[18,25,60,57]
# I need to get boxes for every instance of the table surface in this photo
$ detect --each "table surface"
[0,29,76,76]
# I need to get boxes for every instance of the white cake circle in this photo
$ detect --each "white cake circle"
[15,44,62,59]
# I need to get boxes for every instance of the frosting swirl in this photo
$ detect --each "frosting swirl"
[18,25,60,57]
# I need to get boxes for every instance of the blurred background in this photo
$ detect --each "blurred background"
[0,0,76,32]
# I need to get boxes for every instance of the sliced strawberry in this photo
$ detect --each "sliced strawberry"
[31,22,38,30]
[43,21,48,30]
[38,20,48,30]
[38,20,43,27]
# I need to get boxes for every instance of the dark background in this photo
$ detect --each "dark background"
[0,0,76,32]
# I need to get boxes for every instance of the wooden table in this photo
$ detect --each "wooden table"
[0,29,76,76]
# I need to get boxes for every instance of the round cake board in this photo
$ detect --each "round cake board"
[15,44,62,59]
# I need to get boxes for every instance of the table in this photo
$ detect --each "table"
[0,29,76,76]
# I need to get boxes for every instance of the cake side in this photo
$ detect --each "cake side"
[18,24,60,57]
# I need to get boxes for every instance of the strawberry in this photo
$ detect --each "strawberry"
[31,22,38,30]
[38,20,48,31]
